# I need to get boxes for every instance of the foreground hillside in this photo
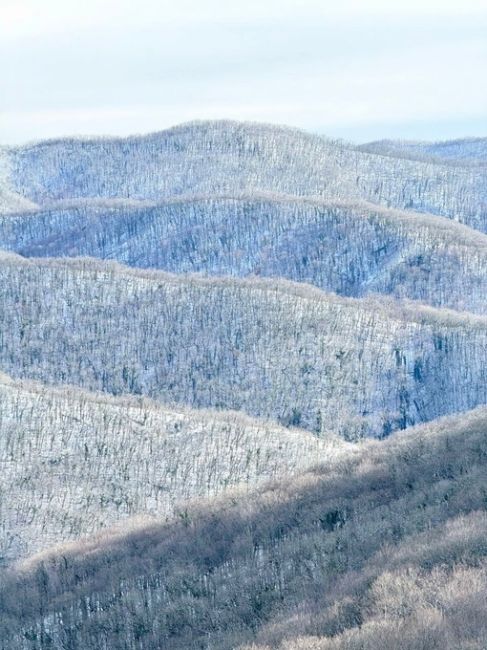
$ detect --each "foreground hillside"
[1,407,486,649]
[2,196,487,313]
[2,122,486,232]
[1,254,487,438]
[0,372,335,563]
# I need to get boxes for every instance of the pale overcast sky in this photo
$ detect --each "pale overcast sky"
[1,0,486,144]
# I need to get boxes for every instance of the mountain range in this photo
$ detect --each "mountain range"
[1,121,486,649]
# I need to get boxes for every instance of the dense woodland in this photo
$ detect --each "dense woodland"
[0,121,486,649]
[0,372,334,563]
[1,255,487,438]
[2,122,486,231]
[1,196,487,313]
[1,408,486,648]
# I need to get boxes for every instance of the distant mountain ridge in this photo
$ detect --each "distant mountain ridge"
[2,121,486,233]
[360,136,487,163]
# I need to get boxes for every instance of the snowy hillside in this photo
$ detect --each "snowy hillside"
[361,136,487,163]
[1,120,487,650]
[1,254,486,439]
[2,121,487,231]
[2,406,486,649]
[0,148,39,214]
[1,195,487,313]
[0,372,337,563]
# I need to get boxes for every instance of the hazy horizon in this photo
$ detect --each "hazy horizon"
[3,116,487,148]
[2,0,487,145]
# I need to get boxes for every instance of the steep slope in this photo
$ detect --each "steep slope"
[361,136,487,164]
[0,372,334,564]
[0,254,486,439]
[1,407,486,649]
[3,121,487,231]
[1,195,487,313]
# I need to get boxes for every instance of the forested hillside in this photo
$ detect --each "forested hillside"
[360,137,487,163]
[0,372,336,564]
[1,196,487,312]
[1,407,486,649]
[1,254,486,438]
[1,121,486,650]
[2,122,486,231]
[0,149,38,214]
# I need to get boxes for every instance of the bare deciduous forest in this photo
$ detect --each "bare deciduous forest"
[0,121,486,648]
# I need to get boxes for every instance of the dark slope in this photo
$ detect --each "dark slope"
[1,407,486,649]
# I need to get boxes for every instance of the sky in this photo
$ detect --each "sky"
[1,0,486,144]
